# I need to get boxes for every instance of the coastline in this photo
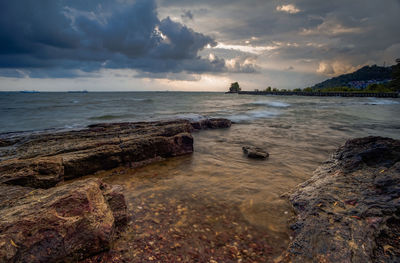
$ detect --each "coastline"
[0,119,232,262]
[227,91,399,98]
[0,119,399,262]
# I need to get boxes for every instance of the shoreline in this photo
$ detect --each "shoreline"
[227,91,399,98]
[0,120,399,262]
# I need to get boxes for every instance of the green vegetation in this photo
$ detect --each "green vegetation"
[318,86,359,92]
[233,60,399,94]
[260,84,396,93]
[303,87,313,92]
[229,82,241,93]
[311,65,393,90]
[260,59,400,93]
[388,58,400,92]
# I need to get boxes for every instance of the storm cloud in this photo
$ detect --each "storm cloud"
[160,0,400,76]
[0,0,255,78]
[0,0,399,90]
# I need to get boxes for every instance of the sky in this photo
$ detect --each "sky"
[0,0,399,91]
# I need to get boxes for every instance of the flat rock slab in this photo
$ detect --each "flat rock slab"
[279,136,400,263]
[242,146,269,159]
[0,119,230,189]
[0,178,127,263]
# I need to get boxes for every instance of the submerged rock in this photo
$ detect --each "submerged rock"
[280,136,400,263]
[190,118,231,130]
[0,178,127,263]
[242,146,269,159]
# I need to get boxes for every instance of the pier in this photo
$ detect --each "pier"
[227,91,399,98]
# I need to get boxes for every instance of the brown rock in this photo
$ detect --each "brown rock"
[242,146,269,159]
[0,120,195,188]
[0,178,127,263]
[0,157,64,189]
[190,118,231,130]
[280,136,400,263]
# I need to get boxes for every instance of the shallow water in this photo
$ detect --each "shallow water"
[2,92,400,261]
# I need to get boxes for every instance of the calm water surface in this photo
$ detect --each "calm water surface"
[1,92,400,260]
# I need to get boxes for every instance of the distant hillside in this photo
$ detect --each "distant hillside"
[312,65,393,90]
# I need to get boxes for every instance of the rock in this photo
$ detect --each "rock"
[0,118,232,262]
[0,120,195,188]
[190,118,231,130]
[0,119,231,189]
[0,139,12,147]
[0,157,64,189]
[242,146,269,159]
[279,136,400,263]
[0,178,127,263]
[0,184,34,210]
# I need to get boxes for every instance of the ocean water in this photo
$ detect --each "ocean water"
[1,92,400,259]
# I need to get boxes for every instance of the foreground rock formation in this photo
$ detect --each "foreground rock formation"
[280,136,400,262]
[0,118,231,262]
[0,119,231,189]
[0,179,127,262]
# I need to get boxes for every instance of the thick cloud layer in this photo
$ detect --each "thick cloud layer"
[1,0,399,90]
[0,0,245,77]
[160,0,400,77]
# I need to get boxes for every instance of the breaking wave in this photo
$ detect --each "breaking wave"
[247,101,290,107]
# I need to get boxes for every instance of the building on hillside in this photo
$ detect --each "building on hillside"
[348,79,391,89]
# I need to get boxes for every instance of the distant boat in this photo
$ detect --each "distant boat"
[67,90,88,93]
[20,90,40,93]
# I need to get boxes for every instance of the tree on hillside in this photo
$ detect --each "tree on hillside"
[303,87,313,92]
[229,82,241,93]
[390,58,400,91]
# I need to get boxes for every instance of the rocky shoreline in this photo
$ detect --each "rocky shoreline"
[1,119,399,262]
[280,136,400,263]
[0,118,230,189]
[0,119,231,262]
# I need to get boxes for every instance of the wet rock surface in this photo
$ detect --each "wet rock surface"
[0,119,232,189]
[0,118,232,262]
[0,120,197,188]
[280,136,400,263]
[190,118,232,130]
[0,178,127,263]
[242,146,269,159]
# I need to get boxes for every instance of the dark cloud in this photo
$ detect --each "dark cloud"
[1,0,399,86]
[160,0,400,73]
[0,0,231,77]
[181,10,194,21]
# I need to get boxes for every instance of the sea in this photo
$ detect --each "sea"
[1,92,400,258]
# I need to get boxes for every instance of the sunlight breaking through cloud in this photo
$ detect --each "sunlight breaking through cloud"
[211,43,278,55]
[276,4,301,14]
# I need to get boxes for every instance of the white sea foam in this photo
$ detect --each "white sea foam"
[227,110,280,122]
[250,101,290,107]
[364,99,400,105]
[170,113,206,121]
[131,98,153,102]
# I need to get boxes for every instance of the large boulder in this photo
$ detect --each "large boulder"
[0,120,195,188]
[280,137,400,262]
[0,178,127,263]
